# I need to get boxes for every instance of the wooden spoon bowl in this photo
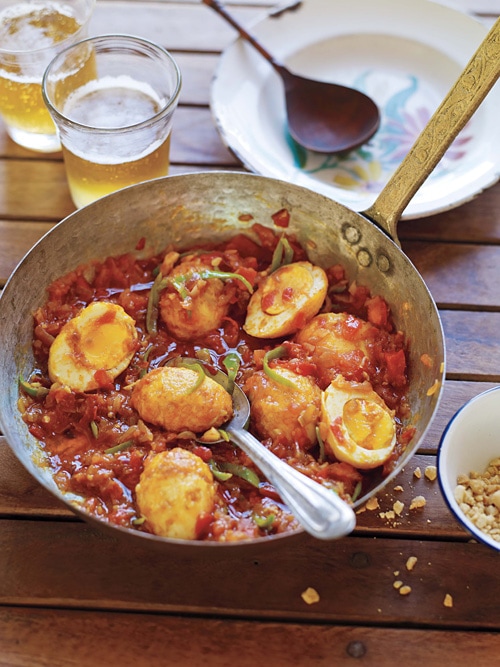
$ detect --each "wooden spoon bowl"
[203,0,380,153]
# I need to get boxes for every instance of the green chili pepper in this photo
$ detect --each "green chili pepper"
[351,480,363,503]
[222,353,240,394]
[195,348,212,364]
[138,344,153,379]
[269,238,284,273]
[178,248,207,259]
[253,513,276,529]
[208,459,233,482]
[105,439,133,455]
[316,426,326,464]
[132,516,146,526]
[146,272,169,334]
[216,429,230,442]
[174,361,206,395]
[269,235,294,273]
[218,462,260,488]
[282,237,294,265]
[170,274,190,301]
[172,268,252,294]
[262,346,298,389]
[18,376,49,399]
[329,284,347,295]
[201,268,253,294]
[90,420,99,439]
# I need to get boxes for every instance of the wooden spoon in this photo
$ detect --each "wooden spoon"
[169,356,356,540]
[203,0,380,153]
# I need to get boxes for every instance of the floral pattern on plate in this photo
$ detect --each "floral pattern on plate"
[287,72,473,193]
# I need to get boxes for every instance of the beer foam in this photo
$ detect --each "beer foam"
[66,132,168,166]
[0,1,77,50]
[62,75,165,128]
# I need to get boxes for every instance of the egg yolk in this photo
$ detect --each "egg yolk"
[48,302,138,392]
[320,376,397,469]
[244,261,328,338]
[80,320,134,367]
[261,264,313,315]
[343,398,395,450]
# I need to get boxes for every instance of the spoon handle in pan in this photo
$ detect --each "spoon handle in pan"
[365,17,500,243]
[226,426,356,540]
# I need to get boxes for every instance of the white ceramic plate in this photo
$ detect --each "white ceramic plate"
[211,0,499,219]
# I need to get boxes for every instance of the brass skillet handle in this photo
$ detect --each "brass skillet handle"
[363,18,500,243]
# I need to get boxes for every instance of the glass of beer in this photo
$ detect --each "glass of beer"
[0,0,95,152]
[42,34,182,208]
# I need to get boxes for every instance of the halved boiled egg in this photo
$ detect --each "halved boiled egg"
[243,261,328,338]
[48,301,138,392]
[320,375,396,469]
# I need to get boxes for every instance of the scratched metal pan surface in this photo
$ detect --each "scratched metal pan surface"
[0,169,445,552]
[1,20,498,552]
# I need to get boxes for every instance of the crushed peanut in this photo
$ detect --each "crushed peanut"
[443,593,453,608]
[413,467,422,479]
[410,495,426,510]
[393,500,404,516]
[393,485,404,492]
[399,585,412,596]
[365,496,379,511]
[301,587,320,605]
[454,457,500,542]
[406,556,418,571]
[425,465,437,481]
[393,580,403,590]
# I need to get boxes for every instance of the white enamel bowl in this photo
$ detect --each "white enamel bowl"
[438,386,500,551]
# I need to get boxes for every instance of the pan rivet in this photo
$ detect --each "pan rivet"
[342,224,361,245]
[357,249,372,267]
[377,254,391,273]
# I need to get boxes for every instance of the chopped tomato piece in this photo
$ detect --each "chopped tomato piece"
[271,208,290,228]
[385,349,407,386]
[94,370,115,390]
[366,295,389,328]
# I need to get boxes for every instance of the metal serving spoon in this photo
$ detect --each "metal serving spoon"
[171,357,356,540]
[203,0,380,153]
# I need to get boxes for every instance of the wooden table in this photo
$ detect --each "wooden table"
[1,1,500,664]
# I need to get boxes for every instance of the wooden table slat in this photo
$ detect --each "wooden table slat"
[2,605,500,667]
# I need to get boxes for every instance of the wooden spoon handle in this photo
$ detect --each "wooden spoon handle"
[202,0,286,74]
[364,18,500,242]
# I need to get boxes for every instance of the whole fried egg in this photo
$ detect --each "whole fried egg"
[320,375,396,469]
[244,261,328,338]
[48,301,138,392]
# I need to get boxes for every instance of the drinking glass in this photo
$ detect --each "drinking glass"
[42,34,182,207]
[0,0,95,152]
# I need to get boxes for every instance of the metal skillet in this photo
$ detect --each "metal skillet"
[0,20,498,552]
